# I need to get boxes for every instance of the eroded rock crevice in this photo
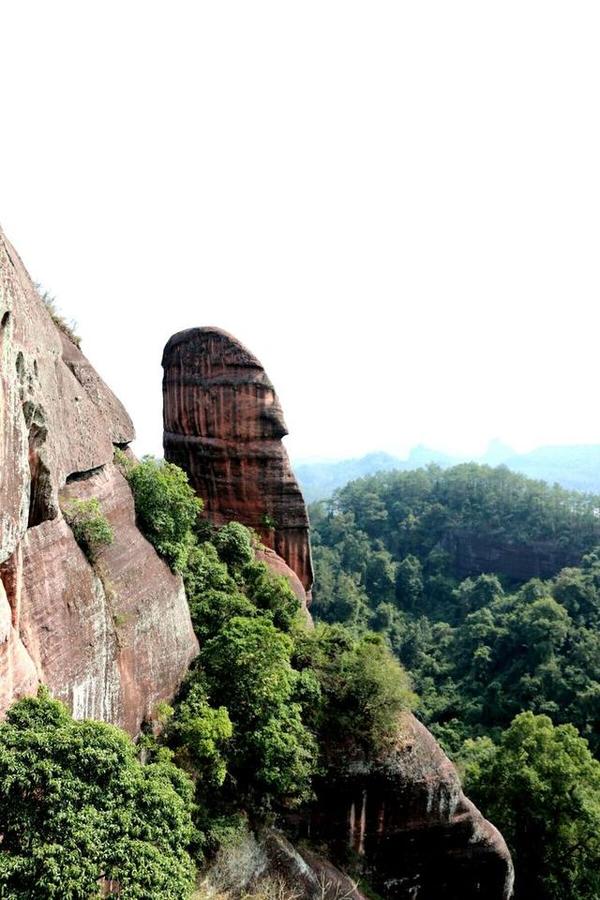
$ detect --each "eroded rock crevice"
[23,401,55,527]
[65,463,106,484]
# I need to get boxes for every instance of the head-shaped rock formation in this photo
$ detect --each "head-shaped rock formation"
[162,327,313,597]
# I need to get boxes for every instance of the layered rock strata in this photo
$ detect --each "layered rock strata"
[163,325,513,898]
[162,327,313,598]
[0,227,198,730]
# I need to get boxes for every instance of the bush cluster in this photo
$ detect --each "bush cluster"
[124,456,415,818]
[62,497,113,562]
[0,688,195,899]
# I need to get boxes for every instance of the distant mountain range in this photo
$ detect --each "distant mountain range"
[294,441,600,502]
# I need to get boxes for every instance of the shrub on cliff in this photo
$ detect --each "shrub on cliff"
[37,284,82,348]
[0,688,196,899]
[162,681,233,790]
[461,712,600,900]
[241,560,302,632]
[213,521,255,573]
[293,623,416,768]
[126,456,203,571]
[62,497,113,562]
[199,616,317,812]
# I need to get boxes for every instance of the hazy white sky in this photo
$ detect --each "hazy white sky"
[1,2,599,461]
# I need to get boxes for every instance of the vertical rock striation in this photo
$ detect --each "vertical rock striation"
[0,226,198,730]
[163,326,514,898]
[162,327,313,597]
[310,713,514,899]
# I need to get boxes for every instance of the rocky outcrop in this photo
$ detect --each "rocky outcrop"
[0,226,198,730]
[163,326,513,898]
[201,825,367,900]
[441,529,579,582]
[162,327,313,598]
[307,713,514,900]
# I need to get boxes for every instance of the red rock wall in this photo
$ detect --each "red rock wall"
[161,331,513,898]
[308,713,514,900]
[162,327,313,596]
[0,227,198,731]
[0,576,38,714]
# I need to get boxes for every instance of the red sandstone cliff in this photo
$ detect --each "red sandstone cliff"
[310,713,514,899]
[162,327,313,599]
[162,325,514,899]
[0,227,198,731]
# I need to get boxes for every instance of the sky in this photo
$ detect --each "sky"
[1,2,599,462]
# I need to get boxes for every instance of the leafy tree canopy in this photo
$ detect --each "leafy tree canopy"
[126,456,203,571]
[0,688,196,900]
[462,712,600,900]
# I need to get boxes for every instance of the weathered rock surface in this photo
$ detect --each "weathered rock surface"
[163,325,513,898]
[441,528,579,582]
[0,577,38,715]
[307,712,514,900]
[201,825,367,900]
[0,226,198,729]
[162,327,313,599]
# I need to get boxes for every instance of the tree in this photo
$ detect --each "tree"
[461,712,600,900]
[365,548,397,603]
[241,559,301,632]
[395,554,424,611]
[62,497,113,562]
[0,689,196,899]
[213,522,255,573]
[126,456,203,572]
[165,681,232,789]
[294,624,416,769]
[455,574,503,617]
[199,616,316,811]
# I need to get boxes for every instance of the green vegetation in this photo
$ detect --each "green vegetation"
[462,713,600,900]
[0,688,195,899]
[62,497,114,562]
[314,547,600,758]
[293,624,416,768]
[127,456,203,571]
[200,616,317,811]
[310,462,600,898]
[312,465,600,617]
[310,465,600,753]
[123,456,415,844]
[384,552,600,757]
[37,285,81,348]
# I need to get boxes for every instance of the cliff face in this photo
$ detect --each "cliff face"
[162,325,514,900]
[310,714,514,900]
[162,327,313,597]
[0,227,198,731]
[441,529,579,582]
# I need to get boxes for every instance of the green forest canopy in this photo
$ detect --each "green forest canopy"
[310,462,600,899]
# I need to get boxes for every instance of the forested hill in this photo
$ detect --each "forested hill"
[297,444,600,501]
[311,464,600,595]
[310,462,600,898]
